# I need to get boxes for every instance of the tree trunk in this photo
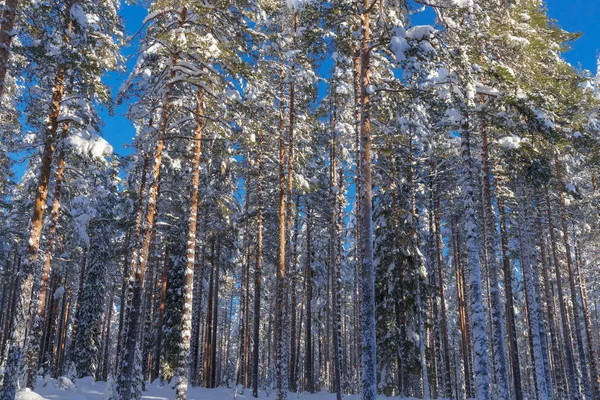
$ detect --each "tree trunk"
[252,129,264,398]
[101,286,115,381]
[1,66,66,400]
[516,183,549,400]
[27,141,67,386]
[574,237,600,399]
[554,155,592,399]
[458,117,490,400]
[453,216,472,400]
[359,2,376,398]
[175,89,204,399]
[480,129,509,400]
[304,205,313,394]
[275,71,288,400]
[431,151,452,398]
[116,154,149,373]
[497,197,524,400]
[118,7,185,393]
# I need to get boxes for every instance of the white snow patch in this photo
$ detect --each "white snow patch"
[498,135,522,149]
[65,130,113,158]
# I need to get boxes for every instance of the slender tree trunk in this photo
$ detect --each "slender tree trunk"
[118,9,185,394]
[289,194,300,393]
[191,214,207,387]
[27,142,67,386]
[152,244,169,380]
[453,216,472,400]
[359,2,376,398]
[458,116,490,400]
[554,156,592,399]
[1,65,66,400]
[516,183,549,400]
[545,185,579,397]
[210,240,220,388]
[275,72,288,400]
[237,186,250,388]
[101,286,115,381]
[305,205,313,394]
[497,196,524,400]
[175,89,204,399]
[203,238,216,388]
[480,130,509,400]
[252,130,264,398]
[430,150,452,398]
[574,237,600,399]
[116,154,149,373]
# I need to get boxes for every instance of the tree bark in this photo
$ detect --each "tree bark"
[545,185,579,398]
[175,89,204,399]
[497,196,524,400]
[1,65,66,400]
[359,2,376,398]
[458,116,490,400]
[480,129,509,400]
[252,130,264,398]
[117,8,185,395]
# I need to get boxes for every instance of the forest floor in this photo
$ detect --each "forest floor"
[18,377,429,400]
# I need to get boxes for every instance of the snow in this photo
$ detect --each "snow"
[54,285,65,299]
[406,25,436,40]
[16,389,45,400]
[70,4,88,29]
[226,88,242,102]
[498,135,522,149]
[286,0,313,10]
[65,130,113,158]
[24,379,430,400]
[390,35,409,63]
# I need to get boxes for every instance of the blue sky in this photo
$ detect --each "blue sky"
[11,1,600,177]
[105,0,600,158]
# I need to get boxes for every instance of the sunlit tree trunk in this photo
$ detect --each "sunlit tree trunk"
[1,64,66,400]
[176,89,204,399]
[118,9,185,395]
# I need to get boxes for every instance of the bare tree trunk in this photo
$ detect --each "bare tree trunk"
[1,65,66,400]
[237,186,250,388]
[304,205,313,393]
[536,193,567,399]
[359,2,376,398]
[252,130,264,398]
[275,72,288,400]
[101,286,115,381]
[116,154,149,374]
[210,240,220,388]
[497,197,524,400]
[480,130,509,400]
[27,142,67,385]
[554,156,592,399]
[118,7,185,392]
[516,183,549,400]
[175,89,204,399]
[203,238,216,388]
[152,243,169,381]
[545,185,579,397]
[453,217,473,400]
[430,151,452,398]
[458,116,490,400]
[574,237,600,398]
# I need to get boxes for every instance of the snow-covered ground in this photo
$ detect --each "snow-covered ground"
[19,377,426,400]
